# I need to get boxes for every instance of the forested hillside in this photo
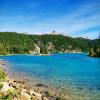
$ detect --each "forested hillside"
[0,32,34,55]
[0,32,99,55]
[89,39,100,57]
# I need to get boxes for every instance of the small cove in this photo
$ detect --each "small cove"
[0,53,100,99]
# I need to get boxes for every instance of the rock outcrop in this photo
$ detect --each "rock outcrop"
[0,79,49,100]
[30,44,41,55]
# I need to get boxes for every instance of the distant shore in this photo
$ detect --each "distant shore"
[0,53,51,56]
[0,52,83,57]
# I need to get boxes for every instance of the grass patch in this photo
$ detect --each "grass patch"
[0,83,3,89]
[0,68,6,81]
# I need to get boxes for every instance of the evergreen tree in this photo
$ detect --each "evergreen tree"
[0,32,99,55]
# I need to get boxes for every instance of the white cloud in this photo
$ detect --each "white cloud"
[30,2,100,38]
[0,0,100,39]
[74,32,99,39]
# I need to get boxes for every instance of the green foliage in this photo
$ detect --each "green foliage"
[89,46,100,57]
[0,32,99,54]
[1,95,12,100]
[0,69,6,81]
[0,83,3,89]
[7,88,20,98]
[24,34,93,53]
[0,32,34,55]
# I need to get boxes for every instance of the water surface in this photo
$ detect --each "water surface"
[0,53,100,96]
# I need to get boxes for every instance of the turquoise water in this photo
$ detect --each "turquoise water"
[0,53,100,91]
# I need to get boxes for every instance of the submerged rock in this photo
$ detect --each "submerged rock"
[35,83,48,88]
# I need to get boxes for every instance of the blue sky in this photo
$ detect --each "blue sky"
[0,0,100,39]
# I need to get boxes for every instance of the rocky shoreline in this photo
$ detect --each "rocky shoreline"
[0,60,49,100]
[0,60,100,100]
[0,79,44,100]
[0,71,71,100]
[0,60,72,100]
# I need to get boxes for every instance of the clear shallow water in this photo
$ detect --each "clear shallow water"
[0,53,100,91]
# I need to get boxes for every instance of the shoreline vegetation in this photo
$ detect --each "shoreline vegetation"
[0,32,99,57]
[88,47,100,58]
[0,32,99,55]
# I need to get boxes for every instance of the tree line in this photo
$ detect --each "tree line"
[0,32,99,55]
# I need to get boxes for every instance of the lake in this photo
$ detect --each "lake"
[0,53,100,98]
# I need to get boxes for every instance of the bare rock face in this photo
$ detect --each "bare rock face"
[47,42,55,54]
[35,44,41,54]
[30,44,41,55]
[64,48,82,53]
